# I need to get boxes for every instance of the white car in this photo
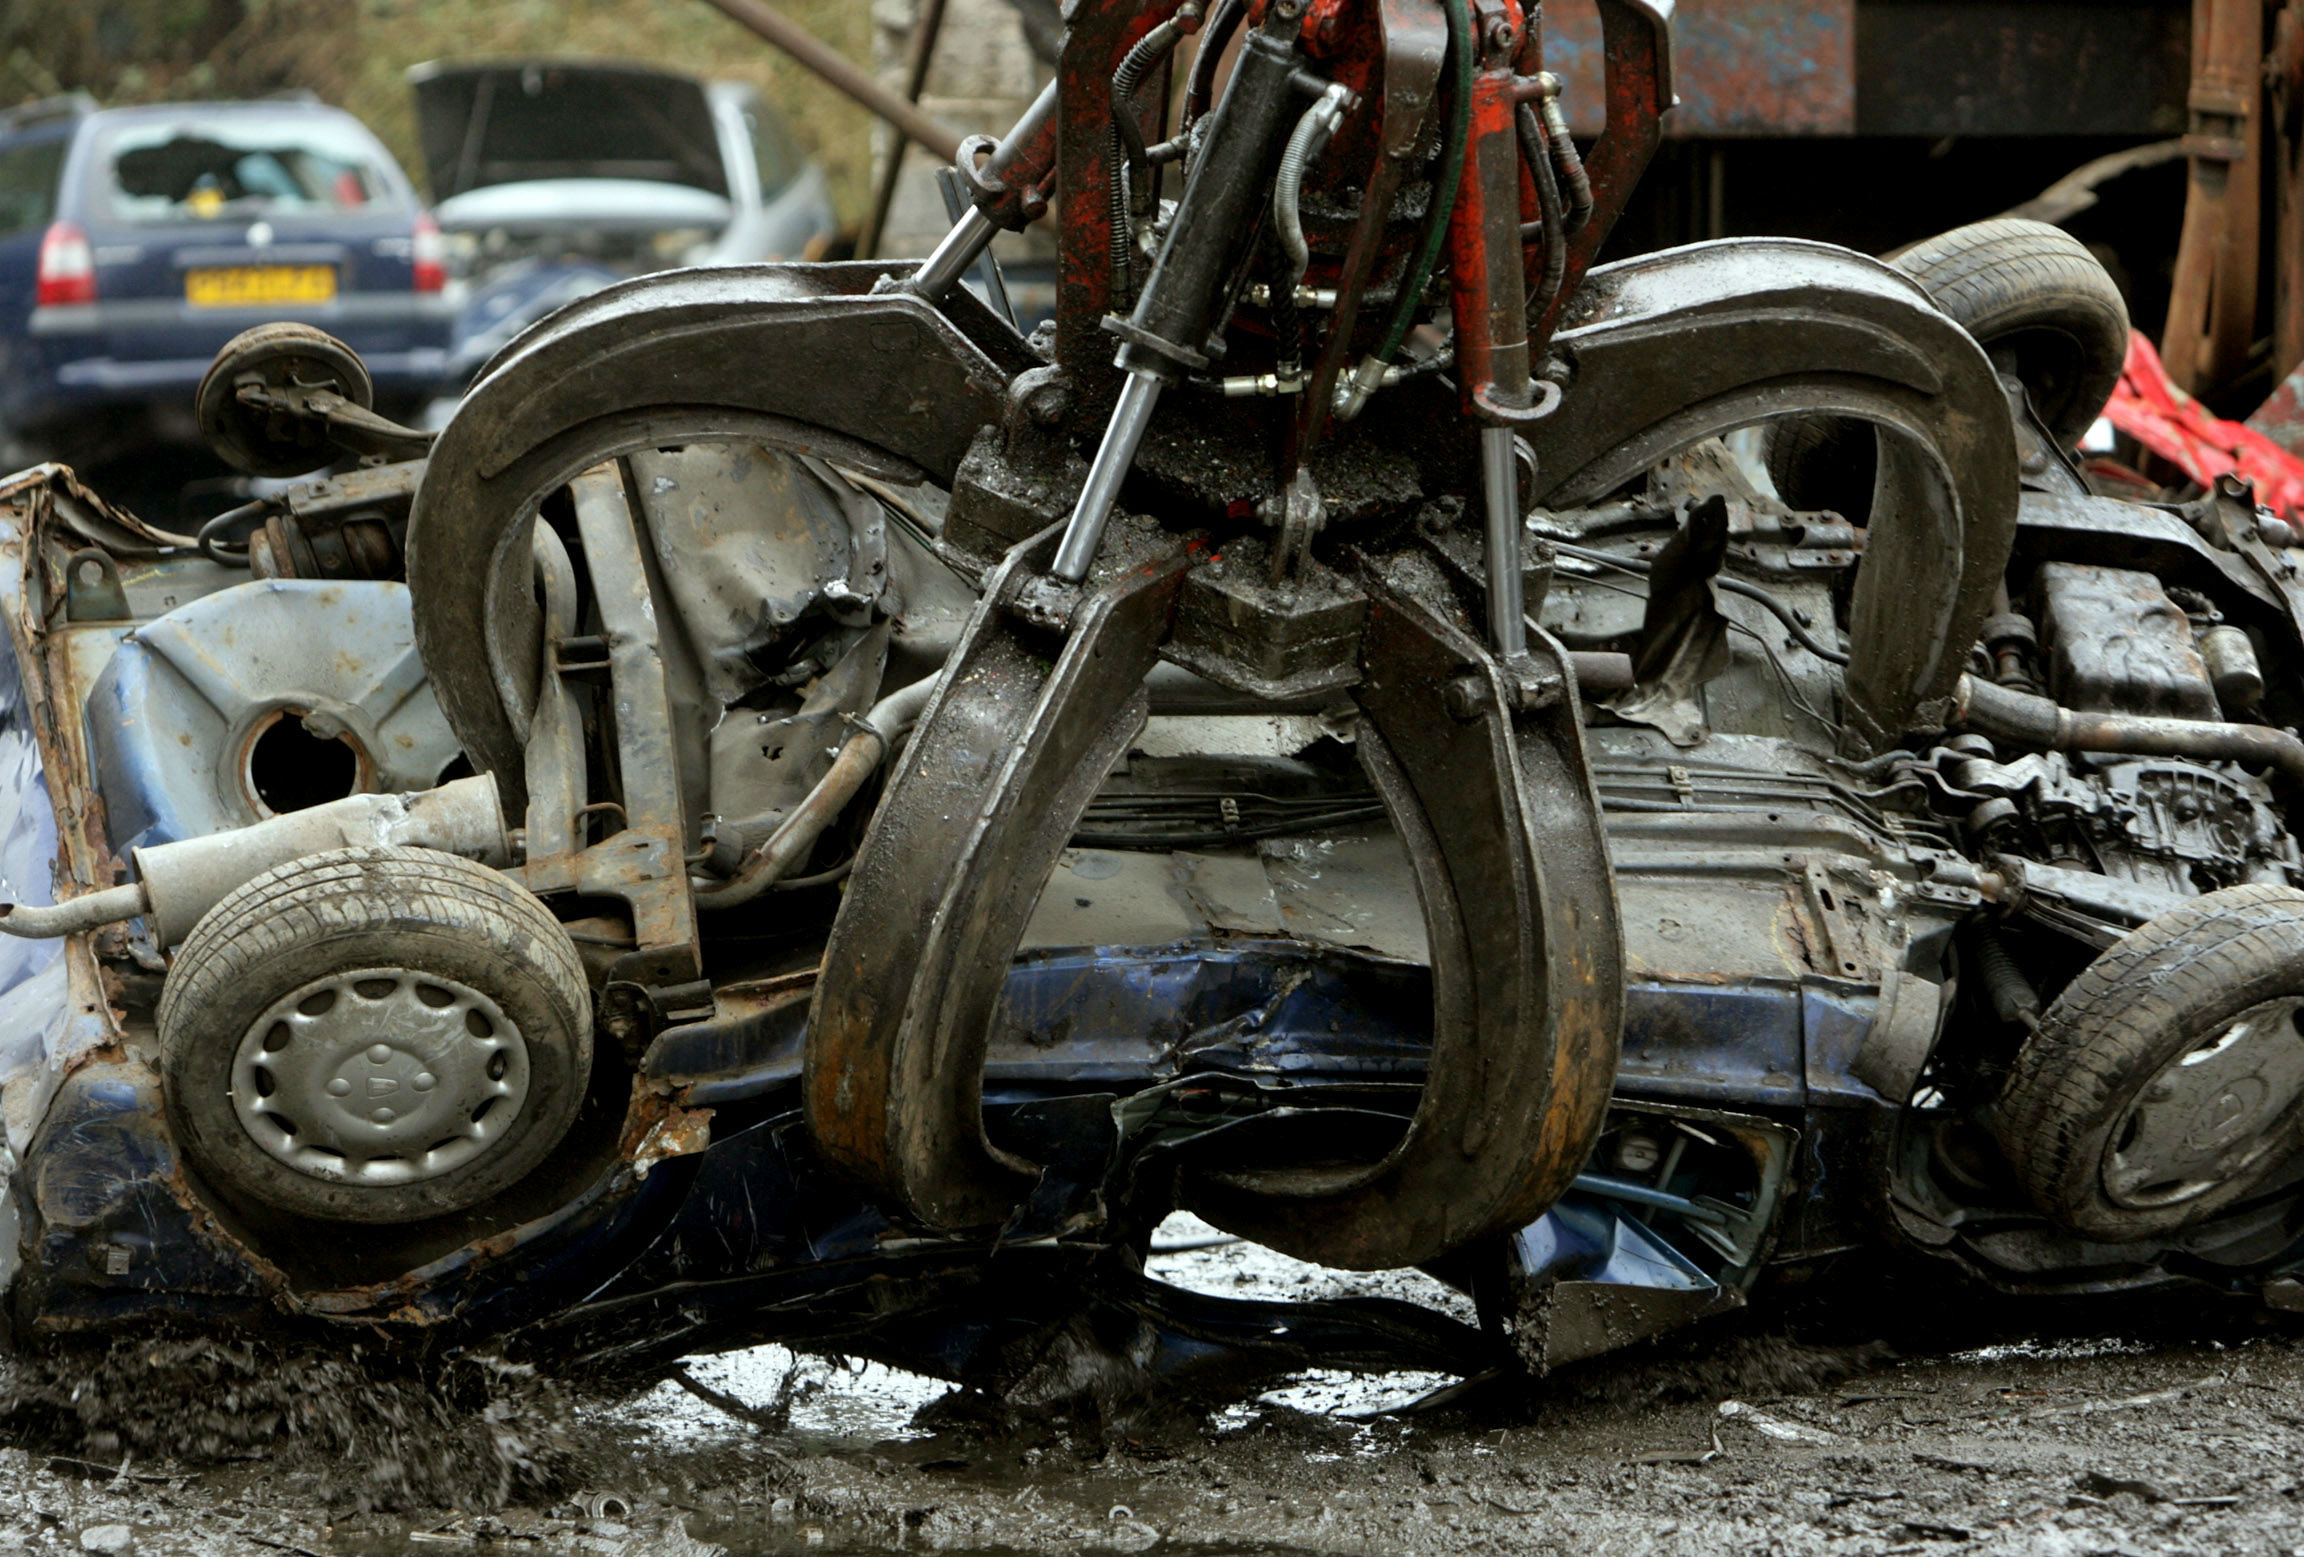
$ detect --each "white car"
[409,58,839,387]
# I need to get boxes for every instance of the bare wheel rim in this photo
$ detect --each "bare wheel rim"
[2100,996,2304,1211]
[229,967,531,1187]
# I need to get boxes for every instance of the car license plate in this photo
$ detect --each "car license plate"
[184,265,337,307]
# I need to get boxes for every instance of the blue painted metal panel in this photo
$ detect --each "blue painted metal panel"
[0,622,60,1005]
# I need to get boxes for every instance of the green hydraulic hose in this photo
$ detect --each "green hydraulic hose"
[1371,0,1475,368]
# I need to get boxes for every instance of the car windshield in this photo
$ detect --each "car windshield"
[96,115,398,223]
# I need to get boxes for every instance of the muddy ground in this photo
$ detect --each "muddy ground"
[6,1220,2304,1557]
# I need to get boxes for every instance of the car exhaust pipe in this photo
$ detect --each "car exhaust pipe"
[1953,673,2304,786]
[0,773,510,947]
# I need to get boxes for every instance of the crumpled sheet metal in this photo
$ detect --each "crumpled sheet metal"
[2117,330,2304,522]
[0,471,140,1157]
[628,446,884,710]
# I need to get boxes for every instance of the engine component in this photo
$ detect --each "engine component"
[1993,884,2304,1241]
[157,845,591,1224]
[0,774,508,947]
[2200,622,2266,713]
[245,460,421,582]
[1954,674,2304,787]
[2035,562,2219,722]
[85,578,461,851]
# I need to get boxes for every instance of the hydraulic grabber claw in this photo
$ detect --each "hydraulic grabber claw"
[803,524,1624,1268]
[1184,556,1624,1271]
[804,0,1627,1269]
[804,515,1195,1230]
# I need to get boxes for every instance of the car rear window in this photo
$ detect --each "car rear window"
[93,115,402,224]
[0,136,66,236]
[746,105,803,197]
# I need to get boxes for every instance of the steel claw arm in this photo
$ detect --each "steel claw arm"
[805,515,1193,1230]
[1181,553,1624,1270]
[805,534,1624,1273]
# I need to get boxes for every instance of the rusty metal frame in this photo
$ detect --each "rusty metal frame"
[509,466,703,994]
[1530,0,1674,351]
[1054,0,1195,393]
[2161,0,2267,395]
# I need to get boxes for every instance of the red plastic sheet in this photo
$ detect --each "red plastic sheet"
[2103,330,2304,521]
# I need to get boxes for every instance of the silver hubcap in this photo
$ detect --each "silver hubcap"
[230,968,530,1187]
[2102,996,2304,1211]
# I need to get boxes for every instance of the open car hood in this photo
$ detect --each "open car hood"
[408,58,729,202]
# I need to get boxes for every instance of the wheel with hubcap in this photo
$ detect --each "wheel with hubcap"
[1994,885,2304,1242]
[158,845,593,1224]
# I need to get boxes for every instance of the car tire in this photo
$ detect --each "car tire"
[158,845,592,1225]
[1884,218,2131,449]
[1992,885,2304,1242]
[1769,218,2130,515]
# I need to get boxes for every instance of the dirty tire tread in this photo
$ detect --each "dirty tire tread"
[1887,218,2130,446]
[1994,885,2304,1241]
[158,845,591,1225]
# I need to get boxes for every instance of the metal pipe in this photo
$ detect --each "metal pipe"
[912,205,998,300]
[907,81,1060,299]
[695,676,939,909]
[859,0,953,260]
[0,775,510,945]
[1052,370,1164,583]
[1482,426,1527,655]
[1570,1172,1731,1226]
[696,0,964,164]
[1953,673,2304,786]
[933,167,1016,325]
[0,883,148,940]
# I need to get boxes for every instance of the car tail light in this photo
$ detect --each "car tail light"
[412,214,447,294]
[35,222,95,307]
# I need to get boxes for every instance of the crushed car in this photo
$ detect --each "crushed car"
[4,0,2304,1409]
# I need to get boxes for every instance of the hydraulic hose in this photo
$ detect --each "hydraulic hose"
[1272,83,1352,381]
[1338,0,1473,418]
[1111,1,1203,297]
[1515,100,1567,311]
[1537,74,1594,232]
[694,676,941,910]
[1274,85,1350,284]
[1184,0,1246,129]
[1953,674,2304,786]
[1378,0,1474,367]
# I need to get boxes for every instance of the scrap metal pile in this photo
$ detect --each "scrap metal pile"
[6,0,2304,1402]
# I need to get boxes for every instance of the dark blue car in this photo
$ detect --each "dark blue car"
[0,94,449,468]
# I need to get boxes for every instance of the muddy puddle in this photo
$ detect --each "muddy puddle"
[8,1215,2304,1555]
